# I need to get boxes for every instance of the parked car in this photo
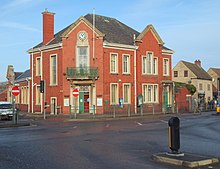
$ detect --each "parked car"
[0,102,14,120]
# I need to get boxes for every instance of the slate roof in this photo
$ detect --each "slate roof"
[32,14,172,50]
[84,14,140,45]
[15,69,30,82]
[182,61,212,80]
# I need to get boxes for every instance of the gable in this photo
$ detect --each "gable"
[61,16,104,38]
[182,61,212,80]
[136,24,164,45]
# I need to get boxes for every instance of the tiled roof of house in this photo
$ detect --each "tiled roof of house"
[84,14,140,45]
[209,68,220,76]
[32,14,172,51]
[182,61,212,80]
[15,69,30,82]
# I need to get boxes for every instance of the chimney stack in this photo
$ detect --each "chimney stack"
[42,9,55,45]
[194,59,201,67]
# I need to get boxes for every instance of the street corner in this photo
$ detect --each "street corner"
[152,152,219,168]
[0,120,32,128]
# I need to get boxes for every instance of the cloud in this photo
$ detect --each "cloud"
[0,21,41,32]
[0,0,38,17]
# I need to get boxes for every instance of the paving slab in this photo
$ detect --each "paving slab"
[152,152,219,168]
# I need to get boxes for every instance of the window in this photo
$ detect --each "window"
[163,58,169,76]
[199,83,203,90]
[110,53,118,73]
[50,55,57,85]
[142,56,147,74]
[207,84,210,91]
[123,84,131,104]
[147,52,153,74]
[142,52,157,75]
[174,71,178,77]
[153,57,158,75]
[122,54,130,74]
[184,70,188,77]
[36,85,41,105]
[77,46,88,67]
[143,84,158,103]
[36,57,41,76]
[110,83,118,104]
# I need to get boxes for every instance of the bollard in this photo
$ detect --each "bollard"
[168,117,180,153]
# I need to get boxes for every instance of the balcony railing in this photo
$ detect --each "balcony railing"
[66,67,98,80]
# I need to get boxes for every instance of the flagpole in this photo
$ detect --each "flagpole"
[93,8,95,60]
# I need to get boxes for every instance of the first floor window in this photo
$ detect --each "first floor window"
[174,71,178,77]
[143,84,158,103]
[110,53,118,73]
[163,58,169,76]
[50,55,57,85]
[110,83,118,104]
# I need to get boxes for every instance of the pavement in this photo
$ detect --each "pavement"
[152,152,219,168]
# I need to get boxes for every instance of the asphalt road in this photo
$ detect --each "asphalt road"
[0,112,219,169]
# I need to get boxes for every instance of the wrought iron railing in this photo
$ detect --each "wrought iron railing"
[66,67,98,79]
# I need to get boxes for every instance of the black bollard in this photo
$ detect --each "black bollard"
[168,117,180,153]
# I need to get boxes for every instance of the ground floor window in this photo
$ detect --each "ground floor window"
[110,83,118,105]
[123,83,131,104]
[143,84,158,103]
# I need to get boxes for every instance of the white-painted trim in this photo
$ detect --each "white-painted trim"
[27,43,62,53]
[103,41,137,50]
[110,53,118,74]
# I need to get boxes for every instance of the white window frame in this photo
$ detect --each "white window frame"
[123,83,131,104]
[50,54,58,86]
[142,84,158,103]
[163,58,170,76]
[142,52,157,75]
[122,54,130,74]
[110,53,118,74]
[76,46,89,67]
[110,83,118,105]
[36,85,41,105]
[36,57,41,76]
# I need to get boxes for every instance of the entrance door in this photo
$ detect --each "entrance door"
[79,92,89,113]
[79,92,84,113]
[51,97,57,115]
[84,94,89,113]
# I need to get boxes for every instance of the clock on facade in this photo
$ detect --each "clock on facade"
[78,31,87,41]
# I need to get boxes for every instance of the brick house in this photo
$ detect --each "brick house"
[173,60,212,110]
[5,65,31,112]
[27,9,174,115]
[207,68,220,99]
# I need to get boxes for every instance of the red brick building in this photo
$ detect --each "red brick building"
[27,10,174,115]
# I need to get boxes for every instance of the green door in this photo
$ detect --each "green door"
[163,91,168,110]
[79,92,84,113]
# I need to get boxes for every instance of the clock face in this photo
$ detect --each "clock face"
[78,31,87,41]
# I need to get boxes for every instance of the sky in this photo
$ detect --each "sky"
[0,0,220,82]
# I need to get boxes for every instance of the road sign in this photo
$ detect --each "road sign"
[12,86,20,96]
[72,88,79,97]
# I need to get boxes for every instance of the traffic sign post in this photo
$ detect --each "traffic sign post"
[11,86,20,124]
[72,88,79,119]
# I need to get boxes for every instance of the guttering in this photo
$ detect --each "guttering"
[162,49,175,55]
[103,41,136,50]
[27,42,62,53]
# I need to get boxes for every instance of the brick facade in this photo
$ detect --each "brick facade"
[26,10,174,115]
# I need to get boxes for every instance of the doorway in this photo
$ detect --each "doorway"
[79,92,89,113]
[51,97,57,115]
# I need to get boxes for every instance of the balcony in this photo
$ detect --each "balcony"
[66,67,99,80]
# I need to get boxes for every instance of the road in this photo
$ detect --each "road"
[0,112,219,169]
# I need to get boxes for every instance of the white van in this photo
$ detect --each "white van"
[0,102,13,120]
